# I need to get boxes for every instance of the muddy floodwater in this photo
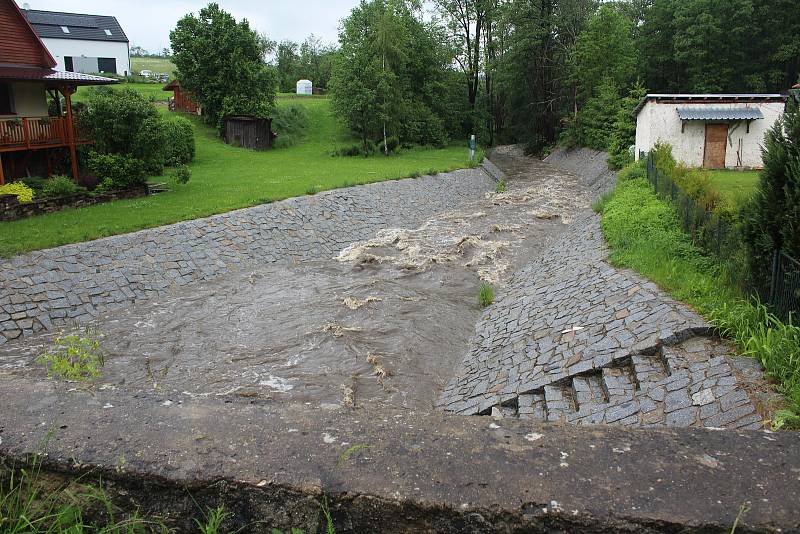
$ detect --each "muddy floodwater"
[0,148,591,410]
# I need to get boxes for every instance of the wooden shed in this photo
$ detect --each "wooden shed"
[163,80,199,114]
[223,116,276,150]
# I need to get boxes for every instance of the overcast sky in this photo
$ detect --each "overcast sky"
[18,0,361,52]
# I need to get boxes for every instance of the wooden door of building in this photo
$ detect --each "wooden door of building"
[703,123,728,169]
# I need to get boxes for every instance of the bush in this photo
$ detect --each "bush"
[79,87,194,174]
[0,182,34,202]
[650,143,727,215]
[41,175,83,198]
[172,164,191,184]
[162,116,196,165]
[335,144,363,157]
[87,152,146,191]
[617,160,646,182]
[20,176,47,192]
[133,116,168,174]
[334,140,377,157]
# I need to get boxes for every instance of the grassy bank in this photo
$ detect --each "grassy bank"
[130,56,176,76]
[599,168,799,427]
[0,457,319,533]
[0,98,478,257]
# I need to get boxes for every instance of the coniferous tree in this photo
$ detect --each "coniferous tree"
[744,98,800,293]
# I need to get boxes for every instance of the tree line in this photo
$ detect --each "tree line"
[166,1,799,153]
[330,0,799,156]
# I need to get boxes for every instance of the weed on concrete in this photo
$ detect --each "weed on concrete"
[38,327,105,381]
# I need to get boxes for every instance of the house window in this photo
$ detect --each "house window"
[64,56,74,72]
[97,58,117,73]
[104,29,112,36]
[0,83,14,115]
[60,26,70,33]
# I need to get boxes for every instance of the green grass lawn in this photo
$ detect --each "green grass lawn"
[130,56,176,76]
[707,169,760,204]
[0,97,478,257]
[73,82,170,103]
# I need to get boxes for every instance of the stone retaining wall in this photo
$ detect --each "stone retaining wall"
[0,167,494,344]
[0,187,148,222]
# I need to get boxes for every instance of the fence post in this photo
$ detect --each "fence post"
[770,249,780,308]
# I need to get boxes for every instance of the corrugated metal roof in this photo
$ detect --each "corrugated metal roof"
[677,107,765,120]
[24,9,128,43]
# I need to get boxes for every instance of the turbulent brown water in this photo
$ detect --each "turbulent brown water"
[0,148,591,410]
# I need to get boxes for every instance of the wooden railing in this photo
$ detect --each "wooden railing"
[0,116,82,151]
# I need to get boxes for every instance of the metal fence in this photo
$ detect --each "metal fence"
[644,154,740,261]
[644,153,799,320]
[770,250,800,321]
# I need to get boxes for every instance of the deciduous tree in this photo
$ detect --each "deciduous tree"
[170,3,276,128]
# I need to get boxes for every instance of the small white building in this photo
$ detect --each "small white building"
[296,79,312,96]
[23,8,130,76]
[634,94,787,169]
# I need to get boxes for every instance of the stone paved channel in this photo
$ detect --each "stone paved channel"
[439,150,777,429]
[0,148,782,429]
[0,168,493,345]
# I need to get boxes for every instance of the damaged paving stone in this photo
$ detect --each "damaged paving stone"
[439,156,781,431]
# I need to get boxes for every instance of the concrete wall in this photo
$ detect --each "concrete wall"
[635,101,785,169]
[41,38,130,76]
[7,82,47,116]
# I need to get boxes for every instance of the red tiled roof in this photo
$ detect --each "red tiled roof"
[0,66,117,86]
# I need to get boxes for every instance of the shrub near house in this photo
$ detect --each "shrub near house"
[79,87,195,190]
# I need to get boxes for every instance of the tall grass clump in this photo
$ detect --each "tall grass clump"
[478,283,494,308]
[601,175,800,424]
[0,457,163,532]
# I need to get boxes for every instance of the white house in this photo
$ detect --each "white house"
[634,94,787,169]
[296,79,312,96]
[22,7,130,76]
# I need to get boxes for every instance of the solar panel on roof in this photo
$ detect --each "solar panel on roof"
[26,12,98,28]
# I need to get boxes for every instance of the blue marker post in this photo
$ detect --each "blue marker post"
[469,134,476,162]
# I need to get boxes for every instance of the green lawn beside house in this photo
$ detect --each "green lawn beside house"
[707,169,760,205]
[0,97,478,257]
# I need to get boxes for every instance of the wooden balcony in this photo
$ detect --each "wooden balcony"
[0,116,87,153]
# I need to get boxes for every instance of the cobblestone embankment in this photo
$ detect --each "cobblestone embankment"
[439,203,769,430]
[0,168,493,344]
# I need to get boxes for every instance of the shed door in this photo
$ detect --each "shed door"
[703,124,728,169]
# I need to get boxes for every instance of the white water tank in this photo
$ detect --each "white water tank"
[296,79,312,95]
